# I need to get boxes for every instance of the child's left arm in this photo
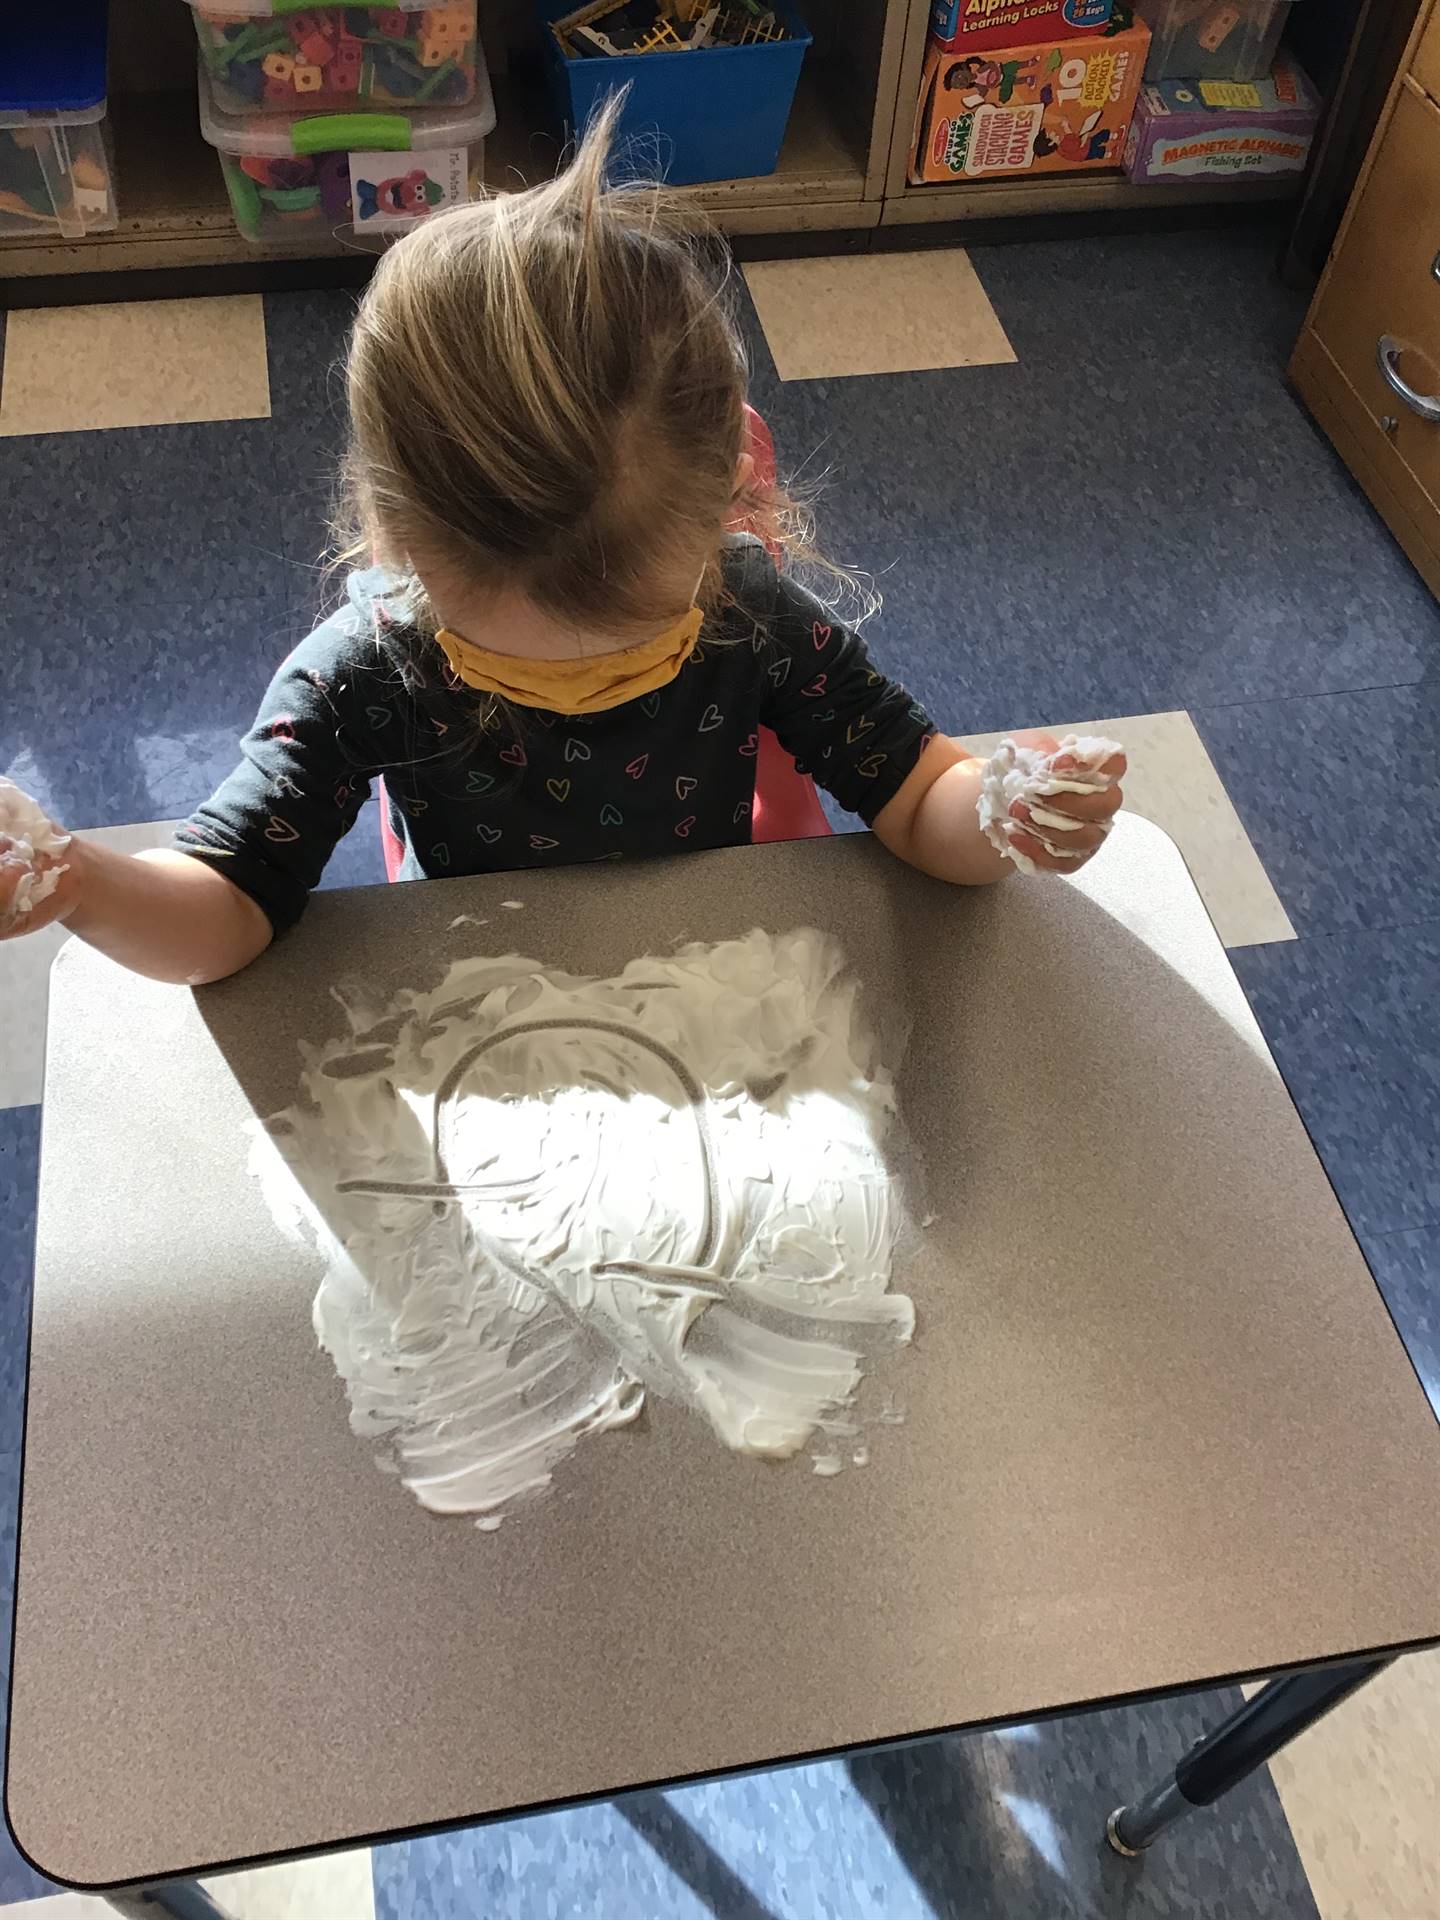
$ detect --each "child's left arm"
[873,730,1126,885]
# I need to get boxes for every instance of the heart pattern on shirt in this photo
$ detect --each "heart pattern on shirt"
[546,778,571,804]
[738,733,758,758]
[476,823,501,845]
[675,816,696,838]
[467,771,496,794]
[264,815,299,842]
[675,775,698,800]
[600,804,624,827]
[698,704,724,732]
[625,754,649,779]
[812,623,832,650]
[802,675,827,698]
[499,744,527,766]
[767,657,791,687]
[565,738,591,763]
[529,834,559,851]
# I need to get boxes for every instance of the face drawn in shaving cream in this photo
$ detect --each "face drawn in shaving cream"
[251,929,915,1529]
[0,779,71,917]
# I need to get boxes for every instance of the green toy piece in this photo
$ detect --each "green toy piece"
[220,155,263,238]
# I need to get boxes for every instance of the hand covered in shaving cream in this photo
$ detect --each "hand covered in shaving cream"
[986,730,1127,876]
[0,779,79,939]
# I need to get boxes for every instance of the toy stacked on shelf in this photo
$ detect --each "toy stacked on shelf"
[197,46,495,242]
[0,0,118,239]
[1123,50,1318,181]
[908,5,1150,183]
[539,0,811,188]
[1134,0,1298,83]
[550,0,791,60]
[929,0,1117,54]
[1123,4,1317,183]
[184,2,482,114]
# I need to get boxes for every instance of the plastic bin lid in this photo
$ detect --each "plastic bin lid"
[197,57,495,156]
[0,0,108,120]
[185,0,437,14]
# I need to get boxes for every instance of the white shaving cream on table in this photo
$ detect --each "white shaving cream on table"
[251,928,917,1529]
[976,734,1124,876]
[0,779,71,917]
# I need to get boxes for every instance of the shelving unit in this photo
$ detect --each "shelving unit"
[0,0,1312,295]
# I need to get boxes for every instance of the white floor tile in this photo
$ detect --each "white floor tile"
[0,821,178,1111]
[0,1849,374,1918]
[743,251,1016,380]
[0,298,271,437]
[958,711,1295,950]
[1249,1651,1440,1920]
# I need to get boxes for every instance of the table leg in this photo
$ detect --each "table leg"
[102,1882,234,1918]
[1106,1655,1395,1856]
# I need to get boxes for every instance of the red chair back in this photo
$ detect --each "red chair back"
[738,405,832,846]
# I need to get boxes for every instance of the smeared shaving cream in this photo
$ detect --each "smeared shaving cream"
[250,929,915,1528]
[0,779,71,917]
[976,734,1123,876]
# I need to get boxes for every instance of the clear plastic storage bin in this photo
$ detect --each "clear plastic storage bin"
[185,2,482,114]
[198,62,495,244]
[0,0,118,239]
[1137,1,1296,84]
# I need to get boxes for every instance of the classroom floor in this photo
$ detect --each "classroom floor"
[1,222,1438,1920]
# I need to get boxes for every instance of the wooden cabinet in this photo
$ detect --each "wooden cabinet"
[1292,0,1440,595]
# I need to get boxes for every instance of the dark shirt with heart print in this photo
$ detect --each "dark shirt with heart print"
[177,537,937,934]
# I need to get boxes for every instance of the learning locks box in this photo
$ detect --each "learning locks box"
[1123,55,1320,183]
[930,0,1116,55]
[909,19,1150,183]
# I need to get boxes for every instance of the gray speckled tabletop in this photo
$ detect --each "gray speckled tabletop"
[11,817,1440,1890]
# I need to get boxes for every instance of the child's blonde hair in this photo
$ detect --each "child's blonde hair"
[337,99,822,640]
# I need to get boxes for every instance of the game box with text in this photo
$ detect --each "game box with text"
[909,19,1150,184]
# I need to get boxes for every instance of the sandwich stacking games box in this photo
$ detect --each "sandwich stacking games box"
[909,14,1149,182]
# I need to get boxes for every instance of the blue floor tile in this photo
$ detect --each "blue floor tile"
[1232,920,1440,1240]
[373,1686,1318,1920]
[0,423,292,830]
[746,229,1435,721]
[1360,1224,1440,1417]
[0,1107,40,1460]
[1196,682,1440,938]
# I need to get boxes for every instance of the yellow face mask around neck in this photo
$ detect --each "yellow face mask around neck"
[434,605,704,717]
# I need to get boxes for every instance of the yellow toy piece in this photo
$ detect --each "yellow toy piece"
[292,63,324,92]
[262,51,295,81]
[635,17,683,50]
[420,3,471,65]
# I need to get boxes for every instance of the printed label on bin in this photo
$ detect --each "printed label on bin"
[349,148,470,231]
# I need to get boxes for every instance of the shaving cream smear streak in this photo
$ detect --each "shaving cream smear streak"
[251,929,915,1528]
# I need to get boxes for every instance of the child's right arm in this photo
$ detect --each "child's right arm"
[0,815,273,984]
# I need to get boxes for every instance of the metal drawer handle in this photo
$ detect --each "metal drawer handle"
[1377,335,1440,423]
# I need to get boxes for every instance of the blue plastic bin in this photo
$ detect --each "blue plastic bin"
[540,1,812,187]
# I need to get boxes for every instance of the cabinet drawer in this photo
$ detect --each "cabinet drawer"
[1311,79,1440,511]
[1413,0,1440,107]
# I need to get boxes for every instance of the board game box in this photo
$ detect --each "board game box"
[909,18,1150,183]
[1124,55,1319,182]
[929,0,1116,55]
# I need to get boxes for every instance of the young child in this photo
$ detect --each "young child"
[0,106,1124,985]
